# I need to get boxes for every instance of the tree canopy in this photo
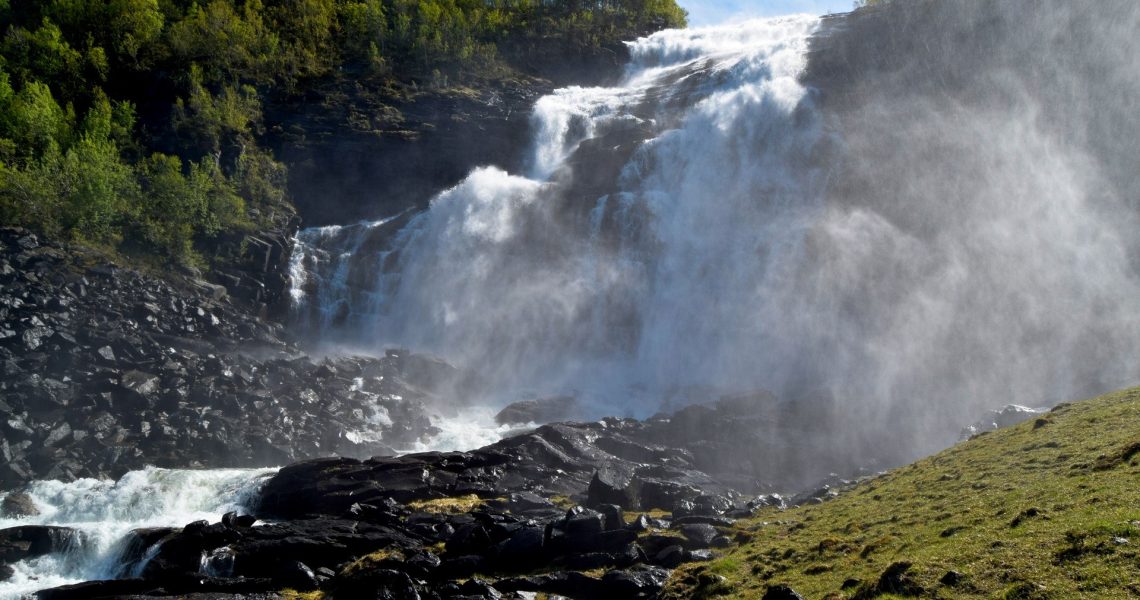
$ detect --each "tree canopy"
[0,0,686,265]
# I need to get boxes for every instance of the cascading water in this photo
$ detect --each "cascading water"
[291,15,829,414]
[291,8,1140,464]
[0,467,273,599]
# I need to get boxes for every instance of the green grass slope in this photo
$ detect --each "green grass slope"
[666,388,1140,599]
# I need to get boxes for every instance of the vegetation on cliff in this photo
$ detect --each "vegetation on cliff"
[0,0,686,266]
[664,388,1140,599]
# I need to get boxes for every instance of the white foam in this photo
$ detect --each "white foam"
[0,467,274,599]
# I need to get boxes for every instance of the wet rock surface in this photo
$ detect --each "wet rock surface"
[34,485,737,599]
[0,227,453,487]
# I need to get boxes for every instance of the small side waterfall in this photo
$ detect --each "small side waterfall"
[0,467,273,599]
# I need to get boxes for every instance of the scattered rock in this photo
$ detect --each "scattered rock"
[940,570,965,586]
[763,583,806,600]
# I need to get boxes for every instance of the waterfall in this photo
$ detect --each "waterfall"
[0,467,273,599]
[290,15,827,409]
[290,8,1140,460]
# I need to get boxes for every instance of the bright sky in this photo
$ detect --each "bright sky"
[678,0,856,26]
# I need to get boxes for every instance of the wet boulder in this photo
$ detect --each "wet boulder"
[586,464,639,509]
[495,570,604,598]
[679,523,718,548]
[494,525,545,568]
[494,395,580,426]
[0,491,39,518]
[600,564,672,599]
[763,584,806,600]
[112,527,178,578]
[0,526,82,563]
[274,560,320,591]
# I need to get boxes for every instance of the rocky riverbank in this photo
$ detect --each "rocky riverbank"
[0,227,453,488]
[23,403,862,600]
[0,223,883,599]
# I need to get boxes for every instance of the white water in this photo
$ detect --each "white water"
[0,467,273,599]
[291,16,825,426]
[290,11,1140,466]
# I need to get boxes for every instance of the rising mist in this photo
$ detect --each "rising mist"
[289,0,1140,482]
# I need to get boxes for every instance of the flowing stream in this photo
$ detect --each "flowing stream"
[0,468,273,599]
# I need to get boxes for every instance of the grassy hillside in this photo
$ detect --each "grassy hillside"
[665,388,1140,599]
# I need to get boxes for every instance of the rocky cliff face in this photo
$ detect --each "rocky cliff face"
[265,36,639,229]
[265,76,551,228]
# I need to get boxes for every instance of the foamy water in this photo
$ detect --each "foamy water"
[0,467,274,599]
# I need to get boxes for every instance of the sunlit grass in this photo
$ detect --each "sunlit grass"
[663,388,1140,599]
[406,494,485,514]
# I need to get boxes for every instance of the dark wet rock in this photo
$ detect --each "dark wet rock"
[600,564,672,599]
[557,542,642,570]
[35,574,277,599]
[563,509,605,538]
[596,503,624,531]
[763,584,806,600]
[437,554,485,579]
[692,494,733,516]
[0,526,82,563]
[1,491,39,517]
[671,515,735,528]
[688,549,714,562]
[940,570,965,586]
[113,528,178,578]
[274,560,319,591]
[856,561,924,598]
[221,511,256,529]
[455,578,501,599]
[448,523,493,556]
[653,544,686,568]
[710,535,733,548]
[587,464,639,509]
[0,229,890,599]
[494,395,579,426]
[405,549,442,577]
[495,570,603,598]
[679,523,718,548]
[494,526,545,568]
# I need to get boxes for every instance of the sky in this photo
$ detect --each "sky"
[678,0,856,26]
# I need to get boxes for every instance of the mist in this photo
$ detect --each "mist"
[289,0,1140,483]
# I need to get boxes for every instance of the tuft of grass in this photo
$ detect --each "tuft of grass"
[663,387,1140,599]
[406,494,485,514]
[338,548,405,576]
[278,590,326,600]
[549,495,578,509]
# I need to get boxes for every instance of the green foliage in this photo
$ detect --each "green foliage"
[166,0,279,82]
[173,65,263,158]
[0,0,686,265]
